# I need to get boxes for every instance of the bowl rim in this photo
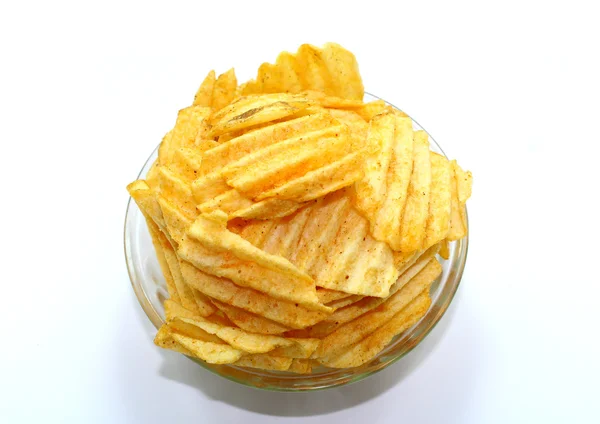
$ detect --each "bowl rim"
[123,92,469,391]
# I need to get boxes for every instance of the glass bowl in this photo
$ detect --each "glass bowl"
[124,93,468,391]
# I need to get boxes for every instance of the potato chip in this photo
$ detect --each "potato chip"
[439,239,450,260]
[315,259,441,361]
[353,112,396,219]
[370,115,414,250]
[303,91,365,109]
[171,332,244,364]
[319,291,431,368]
[159,105,211,165]
[293,44,334,95]
[260,206,313,259]
[159,235,206,316]
[289,190,351,272]
[300,247,440,338]
[453,161,473,203]
[317,288,354,305]
[168,147,203,181]
[397,130,431,252]
[208,93,314,137]
[353,99,388,121]
[234,355,293,371]
[212,68,237,111]
[181,214,326,310]
[127,180,166,232]
[311,201,400,297]
[319,42,364,100]
[168,313,318,357]
[447,161,468,241]
[210,300,290,335]
[221,124,352,200]
[326,294,363,310]
[146,218,180,304]
[423,152,451,249]
[179,261,328,329]
[199,112,334,174]
[193,70,216,107]
[288,359,313,374]
[154,325,194,356]
[197,188,304,220]
[158,166,197,219]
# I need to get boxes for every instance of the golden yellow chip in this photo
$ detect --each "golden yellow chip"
[179,261,329,329]
[212,68,237,111]
[288,359,313,374]
[193,70,216,107]
[209,93,314,137]
[240,43,363,100]
[302,246,440,338]
[181,214,326,310]
[447,160,468,241]
[158,105,211,165]
[294,44,333,95]
[199,112,334,174]
[210,299,290,335]
[171,332,244,364]
[319,42,364,100]
[423,152,452,249]
[397,130,431,252]
[154,325,194,356]
[371,115,414,250]
[319,291,431,368]
[146,218,180,304]
[221,124,351,200]
[127,180,166,233]
[234,355,293,371]
[315,259,441,362]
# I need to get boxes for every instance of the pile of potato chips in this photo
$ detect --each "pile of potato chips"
[127,43,472,373]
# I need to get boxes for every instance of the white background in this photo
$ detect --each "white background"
[1,1,599,423]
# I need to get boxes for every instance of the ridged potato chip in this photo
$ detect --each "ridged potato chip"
[179,261,329,329]
[315,259,441,363]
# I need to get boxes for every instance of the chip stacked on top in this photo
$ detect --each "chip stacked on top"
[127,42,472,372]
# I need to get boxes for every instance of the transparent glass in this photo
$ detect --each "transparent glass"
[124,93,468,391]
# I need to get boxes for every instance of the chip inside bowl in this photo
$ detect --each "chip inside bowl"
[126,42,472,377]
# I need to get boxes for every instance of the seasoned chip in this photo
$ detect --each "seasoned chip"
[316,259,442,362]
[171,332,244,364]
[193,70,216,107]
[447,160,468,241]
[301,246,440,338]
[200,112,334,174]
[212,68,237,111]
[294,44,333,94]
[319,42,364,100]
[180,214,326,310]
[211,299,290,335]
[209,93,314,136]
[146,218,180,304]
[179,261,329,329]
[370,115,414,250]
[397,130,431,252]
[319,291,431,368]
[354,99,388,121]
[167,312,319,357]
[127,180,166,233]
[221,124,352,200]
[423,152,452,249]
[234,355,293,371]
[158,105,211,165]
[288,359,313,374]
